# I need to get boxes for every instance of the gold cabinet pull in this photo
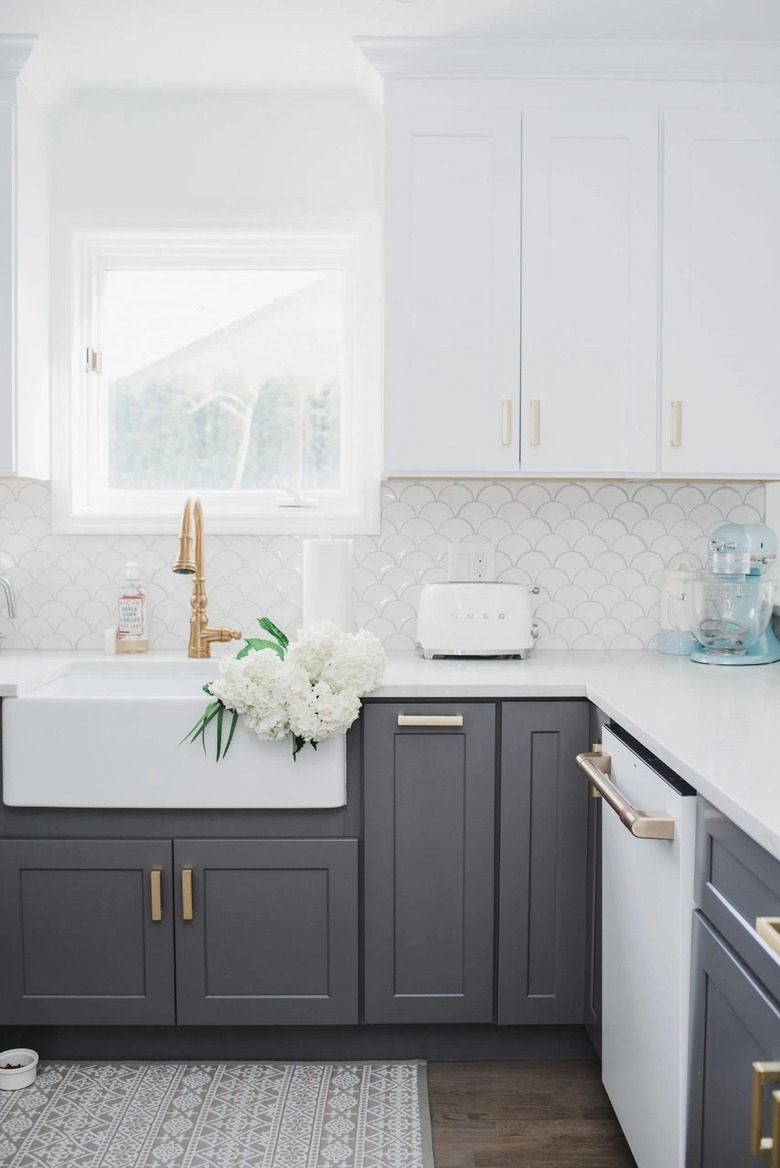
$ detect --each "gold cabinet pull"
[529,399,541,446]
[397,714,464,727]
[671,400,682,447]
[757,918,780,960]
[181,868,194,921]
[751,1063,780,1161]
[575,751,675,840]
[501,399,512,445]
[150,869,163,922]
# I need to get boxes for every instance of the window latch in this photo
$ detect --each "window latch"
[85,348,102,374]
[274,480,318,509]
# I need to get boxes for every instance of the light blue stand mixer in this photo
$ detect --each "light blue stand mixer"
[682,523,780,665]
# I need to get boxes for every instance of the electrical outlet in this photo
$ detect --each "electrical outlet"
[447,543,495,582]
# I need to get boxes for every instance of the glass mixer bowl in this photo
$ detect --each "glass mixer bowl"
[672,577,775,656]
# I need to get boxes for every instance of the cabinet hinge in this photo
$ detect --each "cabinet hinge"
[85,347,102,374]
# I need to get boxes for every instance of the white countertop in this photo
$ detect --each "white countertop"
[1,648,779,859]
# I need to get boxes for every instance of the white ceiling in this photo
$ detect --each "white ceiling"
[6,0,780,102]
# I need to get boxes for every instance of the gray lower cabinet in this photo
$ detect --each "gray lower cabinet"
[687,913,780,1167]
[497,700,590,1024]
[0,839,175,1025]
[174,838,358,1025]
[362,702,497,1023]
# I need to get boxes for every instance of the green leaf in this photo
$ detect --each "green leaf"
[236,637,284,660]
[202,682,213,695]
[259,617,289,650]
[223,710,238,759]
[180,700,219,746]
[291,733,306,760]
[215,703,224,761]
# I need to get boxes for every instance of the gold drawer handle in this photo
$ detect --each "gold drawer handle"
[397,714,464,727]
[181,868,194,921]
[150,869,163,922]
[529,399,541,446]
[501,399,512,445]
[671,400,682,447]
[757,918,780,959]
[751,1063,780,1163]
[575,752,675,840]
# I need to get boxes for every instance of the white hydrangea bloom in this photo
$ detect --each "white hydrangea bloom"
[204,621,386,755]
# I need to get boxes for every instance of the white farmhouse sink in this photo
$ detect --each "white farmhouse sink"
[2,661,346,809]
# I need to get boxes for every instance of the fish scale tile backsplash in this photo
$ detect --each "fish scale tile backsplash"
[0,478,764,652]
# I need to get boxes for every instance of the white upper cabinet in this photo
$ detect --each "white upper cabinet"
[661,110,780,478]
[383,94,522,476]
[0,37,50,480]
[519,109,659,476]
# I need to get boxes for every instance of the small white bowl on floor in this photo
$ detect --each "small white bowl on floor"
[0,1049,38,1090]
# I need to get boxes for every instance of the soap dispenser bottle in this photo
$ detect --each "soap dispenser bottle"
[116,561,148,654]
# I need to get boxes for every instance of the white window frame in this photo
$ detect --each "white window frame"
[52,224,381,534]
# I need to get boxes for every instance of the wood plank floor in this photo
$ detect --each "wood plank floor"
[428,1061,637,1168]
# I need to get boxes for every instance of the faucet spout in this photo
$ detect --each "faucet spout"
[0,577,16,619]
[172,498,241,658]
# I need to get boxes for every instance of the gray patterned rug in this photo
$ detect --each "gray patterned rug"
[0,1061,434,1168]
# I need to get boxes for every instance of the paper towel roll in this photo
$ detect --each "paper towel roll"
[302,539,353,631]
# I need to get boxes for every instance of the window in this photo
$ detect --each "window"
[54,229,380,533]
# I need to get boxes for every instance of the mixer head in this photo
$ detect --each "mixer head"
[706,522,777,577]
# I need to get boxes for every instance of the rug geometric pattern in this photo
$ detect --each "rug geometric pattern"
[0,1062,429,1168]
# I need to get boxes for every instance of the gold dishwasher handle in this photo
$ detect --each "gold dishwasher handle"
[181,868,194,921]
[397,714,464,727]
[150,870,163,922]
[757,918,780,960]
[575,752,675,841]
[752,1063,780,1163]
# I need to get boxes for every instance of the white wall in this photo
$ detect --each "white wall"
[51,91,381,219]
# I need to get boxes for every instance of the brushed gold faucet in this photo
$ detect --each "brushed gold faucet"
[172,497,242,658]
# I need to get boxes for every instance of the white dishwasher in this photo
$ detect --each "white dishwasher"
[577,723,697,1168]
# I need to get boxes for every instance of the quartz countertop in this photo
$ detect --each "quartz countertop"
[1,648,778,859]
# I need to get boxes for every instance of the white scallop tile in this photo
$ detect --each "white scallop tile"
[496,499,532,526]
[536,500,572,527]
[477,483,514,509]
[591,616,630,642]
[553,483,593,510]
[515,484,553,511]
[572,500,611,526]
[438,483,480,511]
[572,600,608,626]
[553,517,590,543]
[397,482,437,509]
[554,584,589,609]
[649,534,687,562]
[536,533,571,561]
[437,517,479,543]
[497,534,533,560]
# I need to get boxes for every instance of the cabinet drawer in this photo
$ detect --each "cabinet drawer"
[697,799,780,1002]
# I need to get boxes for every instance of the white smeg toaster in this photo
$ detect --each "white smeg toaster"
[416,582,538,659]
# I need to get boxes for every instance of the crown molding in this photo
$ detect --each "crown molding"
[0,34,37,79]
[356,37,780,82]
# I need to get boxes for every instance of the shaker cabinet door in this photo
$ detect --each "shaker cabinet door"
[362,702,497,1023]
[662,110,780,477]
[173,838,358,1025]
[0,838,175,1025]
[497,700,590,1024]
[688,913,780,1168]
[520,109,659,476]
[383,94,522,476]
